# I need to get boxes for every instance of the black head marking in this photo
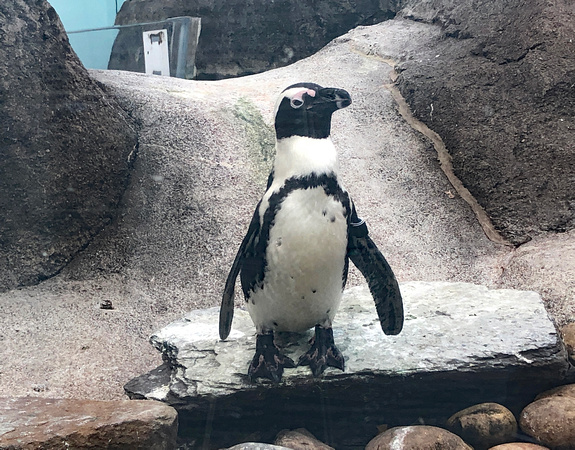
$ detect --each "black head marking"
[274,83,352,140]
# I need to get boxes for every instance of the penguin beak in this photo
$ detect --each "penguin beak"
[309,88,352,111]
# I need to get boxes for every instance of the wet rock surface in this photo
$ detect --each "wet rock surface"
[125,282,569,448]
[0,0,137,292]
[0,397,178,449]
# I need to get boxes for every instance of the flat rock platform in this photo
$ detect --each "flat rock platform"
[125,282,571,448]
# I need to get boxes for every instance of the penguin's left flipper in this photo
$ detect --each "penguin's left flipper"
[298,325,345,377]
[219,206,262,340]
[347,207,404,335]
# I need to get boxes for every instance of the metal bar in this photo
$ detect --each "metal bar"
[67,17,189,34]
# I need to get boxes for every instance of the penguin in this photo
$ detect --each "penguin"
[220,82,403,382]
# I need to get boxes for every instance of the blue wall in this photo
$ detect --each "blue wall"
[49,0,126,69]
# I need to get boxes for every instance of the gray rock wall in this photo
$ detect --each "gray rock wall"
[396,0,575,244]
[0,0,138,292]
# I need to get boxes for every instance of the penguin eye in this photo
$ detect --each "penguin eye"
[290,98,304,109]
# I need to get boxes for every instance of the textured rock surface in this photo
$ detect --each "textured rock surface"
[112,0,575,245]
[446,403,517,450]
[520,396,575,449]
[0,0,137,292]
[494,230,575,327]
[365,425,472,450]
[0,397,178,449]
[395,0,575,244]
[274,428,334,450]
[111,0,400,79]
[125,282,568,448]
[137,282,564,395]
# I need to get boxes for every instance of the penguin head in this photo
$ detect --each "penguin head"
[274,82,351,141]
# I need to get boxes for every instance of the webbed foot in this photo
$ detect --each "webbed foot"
[298,325,345,377]
[248,332,296,383]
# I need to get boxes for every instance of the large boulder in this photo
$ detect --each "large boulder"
[395,0,575,244]
[0,0,138,292]
[110,0,400,79]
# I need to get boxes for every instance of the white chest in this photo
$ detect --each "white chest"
[247,187,348,332]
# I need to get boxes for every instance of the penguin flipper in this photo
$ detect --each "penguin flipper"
[219,207,261,340]
[347,209,404,335]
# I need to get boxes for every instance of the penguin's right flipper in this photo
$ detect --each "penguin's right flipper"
[347,206,404,335]
[219,206,262,340]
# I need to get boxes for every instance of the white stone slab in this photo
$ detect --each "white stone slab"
[148,282,564,397]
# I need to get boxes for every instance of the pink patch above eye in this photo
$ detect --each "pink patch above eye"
[291,88,316,103]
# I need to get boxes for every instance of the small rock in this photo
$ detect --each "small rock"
[520,396,575,449]
[365,425,472,450]
[446,402,518,449]
[100,299,114,310]
[0,397,178,450]
[535,383,575,401]
[559,323,575,364]
[274,428,334,449]
[489,444,550,450]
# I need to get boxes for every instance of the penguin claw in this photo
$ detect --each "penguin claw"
[248,332,296,383]
[298,325,345,377]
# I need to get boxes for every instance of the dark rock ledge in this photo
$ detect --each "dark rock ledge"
[125,282,571,448]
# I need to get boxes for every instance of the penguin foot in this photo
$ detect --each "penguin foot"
[298,325,345,377]
[248,332,296,383]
